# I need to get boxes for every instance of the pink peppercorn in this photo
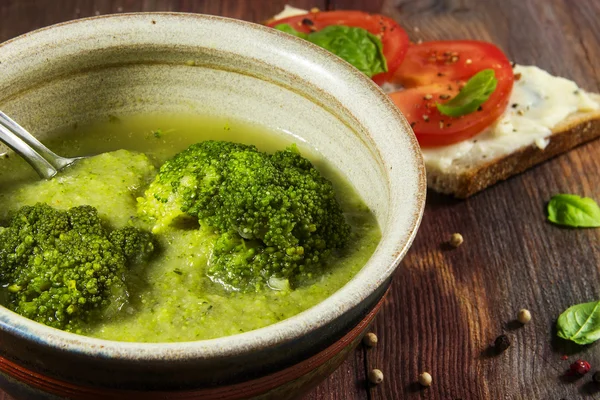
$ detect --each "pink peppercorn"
[570,360,591,375]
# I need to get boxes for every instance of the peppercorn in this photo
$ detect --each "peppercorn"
[418,372,432,387]
[363,332,378,348]
[517,309,532,324]
[593,371,600,383]
[449,233,463,248]
[570,359,591,375]
[368,369,384,384]
[494,334,511,353]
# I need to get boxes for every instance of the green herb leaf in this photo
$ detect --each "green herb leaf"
[274,24,387,78]
[557,301,600,345]
[436,69,498,117]
[273,24,309,39]
[307,25,387,78]
[547,194,600,228]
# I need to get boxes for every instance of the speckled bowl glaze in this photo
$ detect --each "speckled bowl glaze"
[0,13,425,399]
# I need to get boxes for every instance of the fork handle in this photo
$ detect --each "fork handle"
[0,111,73,170]
[0,123,57,179]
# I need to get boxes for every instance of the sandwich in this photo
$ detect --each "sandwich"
[267,6,600,198]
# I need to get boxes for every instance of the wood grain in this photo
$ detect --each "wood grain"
[1,0,600,399]
[328,0,600,398]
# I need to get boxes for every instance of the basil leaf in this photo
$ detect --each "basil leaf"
[273,24,309,39]
[274,23,387,78]
[436,69,498,117]
[557,301,600,345]
[547,194,600,228]
[306,25,387,78]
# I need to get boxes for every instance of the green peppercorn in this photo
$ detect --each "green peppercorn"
[449,233,463,248]
[363,332,378,348]
[368,369,384,384]
[418,372,432,387]
[517,309,531,324]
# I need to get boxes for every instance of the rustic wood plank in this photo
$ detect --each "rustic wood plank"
[0,0,321,41]
[305,350,368,400]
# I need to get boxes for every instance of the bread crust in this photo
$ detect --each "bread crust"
[426,104,600,198]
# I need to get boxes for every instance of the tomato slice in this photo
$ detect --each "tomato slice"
[268,11,409,84]
[389,41,514,147]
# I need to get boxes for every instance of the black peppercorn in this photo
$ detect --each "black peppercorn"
[593,371,600,383]
[301,18,314,26]
[494,334,511,353]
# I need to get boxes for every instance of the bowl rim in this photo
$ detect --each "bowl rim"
[0,12,426,361]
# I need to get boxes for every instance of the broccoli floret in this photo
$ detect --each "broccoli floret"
[138,140,351,292]
[0,203,156,332]
[109,226,157,265]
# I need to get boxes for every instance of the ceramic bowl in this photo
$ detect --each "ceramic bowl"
[0,13,425,399]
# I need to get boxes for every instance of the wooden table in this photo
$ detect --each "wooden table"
[2,0,600,399]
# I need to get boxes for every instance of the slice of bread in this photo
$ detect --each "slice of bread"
[425,93,600,198]
[266,8,599,198]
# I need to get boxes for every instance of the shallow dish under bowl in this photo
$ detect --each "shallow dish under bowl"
[0,12,425,399]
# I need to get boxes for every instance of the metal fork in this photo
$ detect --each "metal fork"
[0,111,82,179]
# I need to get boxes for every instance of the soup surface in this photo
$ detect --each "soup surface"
[0,114,380,342]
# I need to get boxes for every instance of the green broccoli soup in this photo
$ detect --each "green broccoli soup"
[0,114,381,342]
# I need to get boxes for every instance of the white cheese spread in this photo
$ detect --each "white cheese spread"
[271,7,599,172]
[421,65,600,171]
[272,5,310,21]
